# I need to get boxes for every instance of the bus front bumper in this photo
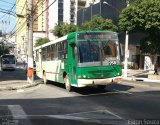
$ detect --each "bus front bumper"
[77,76,121,87]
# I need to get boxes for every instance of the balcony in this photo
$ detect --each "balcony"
[70,18,75,23]
[70,5,75,10]
[71,0,75,4]
[70,11,75,15]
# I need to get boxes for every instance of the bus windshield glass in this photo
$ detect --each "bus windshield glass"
[77,32,118,67]
[2,55,16,64]
[78,40,100,63]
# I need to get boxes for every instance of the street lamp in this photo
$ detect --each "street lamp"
[103,1,120,13]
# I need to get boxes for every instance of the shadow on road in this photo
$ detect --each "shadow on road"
[47,81,134,96]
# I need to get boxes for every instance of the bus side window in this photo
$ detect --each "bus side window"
[46,46,51,61]
[55,44,58,60]
[58,42,63,59]
[63,40,68,59]
[42,47,47,61]
[36,50,39,62]
[51,44,54,60]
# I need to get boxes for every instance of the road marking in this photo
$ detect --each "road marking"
[61,109,123,119]
[113,89,133,95]
[8,105,27,119]
[2,107,123,120]
[51,115,87,120]
[7,105,32,125]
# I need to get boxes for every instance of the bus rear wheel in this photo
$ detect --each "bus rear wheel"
[43,72,48,84]
[64,75,72,92]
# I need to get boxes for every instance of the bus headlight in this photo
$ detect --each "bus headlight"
[83,75,86,78]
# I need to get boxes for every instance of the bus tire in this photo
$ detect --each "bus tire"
[64,75,72,92]
[43,72,48,84]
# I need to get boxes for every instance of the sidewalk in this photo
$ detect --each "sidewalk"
[0,80,39,91]
[121,69,160,86]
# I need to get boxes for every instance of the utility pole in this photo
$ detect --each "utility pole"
[27,0,34,83]
[123,0,129,78]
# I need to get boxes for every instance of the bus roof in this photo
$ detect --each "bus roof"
[1,54,15,58]
[34,35,67,50]
[34,30,117,50]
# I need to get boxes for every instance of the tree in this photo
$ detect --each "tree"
[35,37,50,47]
[81,15,118,31]
[119,0,160,56]
[52,23,78,37]
[0,46,9,56]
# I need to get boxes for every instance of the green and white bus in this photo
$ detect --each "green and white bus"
[35,31,122,91]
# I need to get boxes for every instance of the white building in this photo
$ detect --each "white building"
[47,0,78,40]
[33,0,89,42]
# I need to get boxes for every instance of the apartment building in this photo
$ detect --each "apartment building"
[33,0,46,45]
[47,0,78,40]
[16,0,46,60]
[16,0,27,59]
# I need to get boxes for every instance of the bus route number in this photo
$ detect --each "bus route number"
[109,60,117,65]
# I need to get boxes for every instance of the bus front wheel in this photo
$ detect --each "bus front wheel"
[64,75,72,92]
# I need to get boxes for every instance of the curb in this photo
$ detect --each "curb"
[121,78,160,87]
[0,82,39,91]
[120,79,150,87]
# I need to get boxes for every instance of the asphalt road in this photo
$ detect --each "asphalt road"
[0,63,160,125]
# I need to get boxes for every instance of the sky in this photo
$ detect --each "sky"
[0,0,16,34]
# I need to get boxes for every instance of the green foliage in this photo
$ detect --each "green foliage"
[52,16,117,38]
[119,0,160,33]
[140,35,160,55]
[35,37,50,47]
[52,23,78,37]
[0,46,9,56]
[81,15,118,31]
[119,0,160,55]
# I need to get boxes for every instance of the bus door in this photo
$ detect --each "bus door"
[68,41,77,85]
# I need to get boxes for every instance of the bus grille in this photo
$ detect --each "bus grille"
[88,70,115,78]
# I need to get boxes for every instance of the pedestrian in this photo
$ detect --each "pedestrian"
[154,63,159,75]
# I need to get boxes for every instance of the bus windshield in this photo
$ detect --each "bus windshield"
[78,40,100,63]
[1,55,16,64]
[77,32,119,67]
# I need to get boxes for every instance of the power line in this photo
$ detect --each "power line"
[0,3,16,19]
[0,7,15,15]
[8,0,57,39]
[34,0,57,22]
[32,0,40,14]
[0,0,23,8]
[0,0,15,5]
[0,10,15,17]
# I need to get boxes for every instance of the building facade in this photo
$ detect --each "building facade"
[16,0,28,60]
